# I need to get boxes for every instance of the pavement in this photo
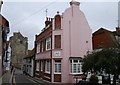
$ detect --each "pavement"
[12,68,43,85]
[0,68,48,85]
[0,69,14,85]
[32,77,50,84]
[12,69,74,85]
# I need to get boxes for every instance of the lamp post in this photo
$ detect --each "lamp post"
[0,0,3,13]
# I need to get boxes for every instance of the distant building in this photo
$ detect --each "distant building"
[35,0,92,83]
[92,27,120,84]
[92,28,118,50]
[23,48,35,77]
[10,32,28,69]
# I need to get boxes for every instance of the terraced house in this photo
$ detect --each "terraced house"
[92,27,120,50]
[0,0,10,78]
[35,0,92,83]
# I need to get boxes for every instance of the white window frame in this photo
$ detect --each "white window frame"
[37,43,40,53]
[70,59,82,74]
[46,37,51,51]
[41,61,43,71]
[36,61,40,71]
[54,60,61,74]
[45,60,50,73]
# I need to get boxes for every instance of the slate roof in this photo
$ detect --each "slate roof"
[93,28,119,49]
[24,48,35,59]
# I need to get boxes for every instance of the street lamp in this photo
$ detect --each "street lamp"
[0,0,3,13]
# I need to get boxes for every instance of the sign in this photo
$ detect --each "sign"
[54,51,61,57]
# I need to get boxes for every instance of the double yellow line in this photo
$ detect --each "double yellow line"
[28,78,37,83]
[12,75,16,85]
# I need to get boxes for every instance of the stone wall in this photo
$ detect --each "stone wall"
[10,32,28,69]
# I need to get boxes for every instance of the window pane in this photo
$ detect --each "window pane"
[71,63,72,73]
[77,64,80,73]
[55,64,57,72]
[46,37,51,50]
[54,35,61,49]
[41,42,44,52]
[55,60,61,73]
[58,64,61,72]
[37,43,40,53]
[74,60,78,63]
[41,61,43,71]
[36,61,39,71]
[45,60,50,72]
[70,59,82,73]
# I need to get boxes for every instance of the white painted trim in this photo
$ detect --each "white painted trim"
[44,76,51,79]
[54,72,61,74]
[45,71,50,74]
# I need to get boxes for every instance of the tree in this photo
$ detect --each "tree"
[83,48,120,85]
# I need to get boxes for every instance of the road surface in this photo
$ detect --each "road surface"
[12,68,42,85]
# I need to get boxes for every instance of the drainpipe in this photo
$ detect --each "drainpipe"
[0,0,3,80]
[51,32,53,82]
[0,26,2,80]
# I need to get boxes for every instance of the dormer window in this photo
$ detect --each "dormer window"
[54,13,61,30]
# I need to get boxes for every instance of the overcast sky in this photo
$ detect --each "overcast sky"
[1,0,120,49]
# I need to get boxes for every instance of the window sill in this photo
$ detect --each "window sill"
[46,49,51,51]
[45,71,50,74]
[35,70,39,72]
[44,76,51,79]
[54,73,61,74]
[69,73,83,75]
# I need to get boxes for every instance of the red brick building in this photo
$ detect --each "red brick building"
[92,28,118,50]
[0,14,10,77]
[35,17,52,82]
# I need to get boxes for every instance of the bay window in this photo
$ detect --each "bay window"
[70,59,82,74]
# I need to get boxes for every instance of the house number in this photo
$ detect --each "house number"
[54,51,61,57]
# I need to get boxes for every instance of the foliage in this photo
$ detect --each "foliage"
[89,74,98,83]
[83,48,120,85]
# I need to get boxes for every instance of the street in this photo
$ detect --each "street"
[12,69,42,85]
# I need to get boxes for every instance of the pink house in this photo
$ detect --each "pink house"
[35,0,92,83]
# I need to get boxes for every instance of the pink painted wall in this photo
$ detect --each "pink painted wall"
[61,1,92,83]
[52,16,63,83]
[52,1,92,83]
